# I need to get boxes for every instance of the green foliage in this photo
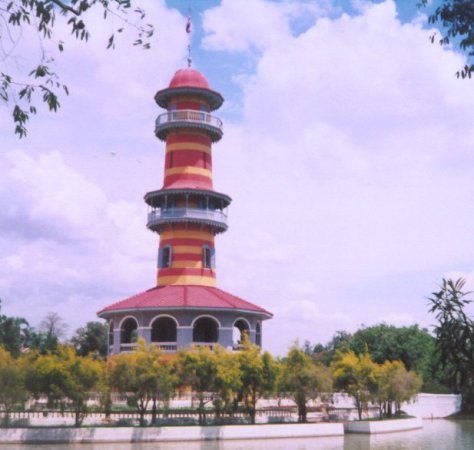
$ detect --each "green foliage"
[374,360,422,418]
[177,345,219,425]
[108,339,177,426]
[428,277,474,412]
[279,344,332,423]
[419,0,474,78]
[311,323,438,391]
[0,299,32,356]
[25,345,104,426]
[0,348,28,426]
[238,339,278,424]
[71,321,108,357]
[332,351,378,420]
[1,0,154,137]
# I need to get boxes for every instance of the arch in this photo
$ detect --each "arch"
[256,321,262,347]
[193,316,219,343]
[108,320,114,346]
[120,316,138,344]
[233,318,250,347]
[191,314,221,328]
[151,315,177,342]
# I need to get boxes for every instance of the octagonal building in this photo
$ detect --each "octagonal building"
[98,68,272,355]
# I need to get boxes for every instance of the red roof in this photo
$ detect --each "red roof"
[169,68,210,89]
[98,285,272,317]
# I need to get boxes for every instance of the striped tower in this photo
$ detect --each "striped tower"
[146,68,229,288]
[98,68,272,355]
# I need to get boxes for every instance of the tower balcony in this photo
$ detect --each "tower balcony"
[155,110,223,142]
[147,207,228,233]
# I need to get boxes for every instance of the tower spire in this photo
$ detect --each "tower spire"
[186,9,192,67]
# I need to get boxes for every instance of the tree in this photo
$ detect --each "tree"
[312,330,353,366]
[108,339,176,426]
[71,321,108,357]
[238,340,278,424]
[0,299,30,356]
[279,345,332,423]
[348,323,436,387]
[0,348,28,426]
[428,277,474,412]
[332,351,378,421]
[39,312,68,340]
[177,345,219,425]
[374,360,422,419]
[419,0,474,78]
[1,0,154,137]
[25,345,104,426]
[211,346,241,420]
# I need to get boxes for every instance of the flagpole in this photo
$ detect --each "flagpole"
[186,8,192,67]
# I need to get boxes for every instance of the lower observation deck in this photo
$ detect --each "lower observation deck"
[155,109,223,142]
[147,207,228,233]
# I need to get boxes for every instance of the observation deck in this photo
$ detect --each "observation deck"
[147,207,228,233]
[155,110,223,142]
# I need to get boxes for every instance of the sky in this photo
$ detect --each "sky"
[1,0,474,355]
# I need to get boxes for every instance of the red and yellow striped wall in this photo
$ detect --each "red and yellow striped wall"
[157,224,216,287]
[157,94,220,287]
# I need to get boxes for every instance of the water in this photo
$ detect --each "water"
[1,420,473,450]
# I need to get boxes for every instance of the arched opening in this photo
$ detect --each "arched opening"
[108,321,114,347]
[193,317,219,344]
[256,322,262,347]
[121,317,138,345]
[151,316,177,343]
[233,319,250,349]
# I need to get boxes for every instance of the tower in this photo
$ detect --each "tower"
[98,68,272,355]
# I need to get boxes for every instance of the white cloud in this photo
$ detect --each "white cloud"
[2,0,474,354]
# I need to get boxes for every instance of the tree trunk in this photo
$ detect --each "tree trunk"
[151,397,157,425]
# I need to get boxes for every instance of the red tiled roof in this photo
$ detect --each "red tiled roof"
[97,285,272,317]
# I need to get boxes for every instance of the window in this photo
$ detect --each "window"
[203,245,215,269]
[158,245,172,268]
[168,152,174,169]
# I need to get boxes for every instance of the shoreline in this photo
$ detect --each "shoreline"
[0,419,427,444]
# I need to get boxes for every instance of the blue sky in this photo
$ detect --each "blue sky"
[1,0,473,354]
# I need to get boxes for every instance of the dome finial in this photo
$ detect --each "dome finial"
[186,8,192,68]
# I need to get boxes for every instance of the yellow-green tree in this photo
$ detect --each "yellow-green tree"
[177,345,219,425]
[238,340,278,424]
[279,345,332,423]
[108,339,177,426]
[0,348,28,426]
[25,345,104,426]
[332,351,378,420]
[375,360,422,418]
[212,346,241,419]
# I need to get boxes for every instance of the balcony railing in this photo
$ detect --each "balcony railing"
[120,343,137,353]
[155,109,223,141]
[151,342,177,353]
[147,208,227,230]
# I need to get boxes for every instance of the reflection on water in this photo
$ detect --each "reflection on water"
[1,420,474,450]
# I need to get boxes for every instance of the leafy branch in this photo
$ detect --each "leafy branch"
[419,0,474,78]
[1,0,154,137]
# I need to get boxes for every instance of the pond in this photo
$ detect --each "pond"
[1,419,473,450]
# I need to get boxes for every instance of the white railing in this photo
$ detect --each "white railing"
[151,342,178,353]
[156,109,223,132]
[120,343,137,353]
[148,208,227,225]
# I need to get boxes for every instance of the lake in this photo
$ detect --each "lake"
[1,419,473,449]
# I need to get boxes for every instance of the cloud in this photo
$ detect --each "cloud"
[2,0,474,354]
[206,0,474,352]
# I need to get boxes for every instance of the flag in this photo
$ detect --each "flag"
[186,17,191,34]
